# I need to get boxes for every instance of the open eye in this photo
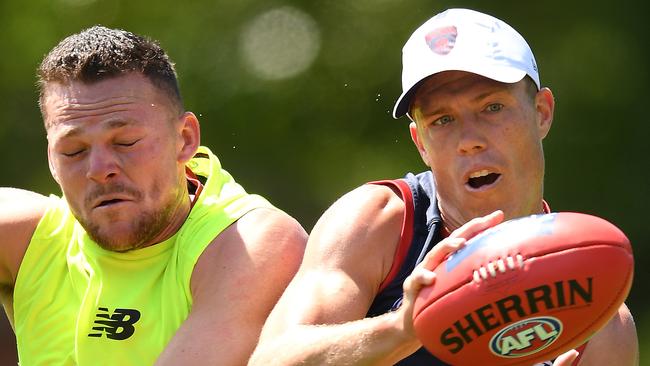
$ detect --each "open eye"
[433,115,454,126]
[485,103,503,113]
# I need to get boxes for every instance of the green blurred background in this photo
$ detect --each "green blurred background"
[0,0,647,363]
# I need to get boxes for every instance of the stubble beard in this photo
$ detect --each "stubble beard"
[78,183,183,252]
[83,202,176,252]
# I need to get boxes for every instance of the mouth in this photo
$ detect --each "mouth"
[93,196,132,209]
[466,169,501,190]
[95,199,125,208]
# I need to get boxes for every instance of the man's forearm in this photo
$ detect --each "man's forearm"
[249,311,421,366]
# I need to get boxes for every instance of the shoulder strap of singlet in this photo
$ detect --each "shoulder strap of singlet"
[368,179,415,293]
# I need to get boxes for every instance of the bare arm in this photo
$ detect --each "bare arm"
[574,303,638,366]
[154,207,307,366]
[0,188,49,324]
[249,185,503,366]
[250,185,415,366]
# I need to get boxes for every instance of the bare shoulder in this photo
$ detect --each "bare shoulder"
[190,207,308,302]
[0,187,49,207]
[324,183,406,226]
[304,183,406,273]
[290,182,406,312]
[256,183,407,335]
[232,207,308,257]
[578,303,638,365]
[0,188,50,286]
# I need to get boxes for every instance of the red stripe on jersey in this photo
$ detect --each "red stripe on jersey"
[572,342,588,365]
[185,167,204,208]
[370,179,415,293]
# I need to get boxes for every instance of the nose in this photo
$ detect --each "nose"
[86,147,119,183]
[457,115,487,155]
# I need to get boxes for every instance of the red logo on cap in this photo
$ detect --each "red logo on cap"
[425,26,457,55]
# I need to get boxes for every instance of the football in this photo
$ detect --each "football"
[412,212,634,366]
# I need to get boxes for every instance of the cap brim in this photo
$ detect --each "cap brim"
[392,82,420,119]
[392,67,529,120]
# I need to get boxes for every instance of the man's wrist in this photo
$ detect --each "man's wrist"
[384,309,422,354]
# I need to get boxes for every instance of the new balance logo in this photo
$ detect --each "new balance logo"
[88,307,141,340]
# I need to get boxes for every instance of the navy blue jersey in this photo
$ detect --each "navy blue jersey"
[367,171,449,366]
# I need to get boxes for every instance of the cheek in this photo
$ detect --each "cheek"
[424,139,455,172]
[140,159,183,202]
[418,129,444,163]
[510,123,542,158]
[506,128,545,184]
[53,162,86,197]
[428,148,459,186]
[431,169,461,206]
[148,179,163,202]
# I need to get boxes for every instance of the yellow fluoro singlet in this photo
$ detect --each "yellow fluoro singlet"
[13,146,274,365]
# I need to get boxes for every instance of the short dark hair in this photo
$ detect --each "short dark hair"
[37,25,183,118]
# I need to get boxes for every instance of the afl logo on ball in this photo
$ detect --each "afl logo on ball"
[489,316,562,358]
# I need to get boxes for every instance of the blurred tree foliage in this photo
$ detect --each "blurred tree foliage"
[0,0,647,363]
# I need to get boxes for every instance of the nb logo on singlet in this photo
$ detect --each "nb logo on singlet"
[88,307,141,340]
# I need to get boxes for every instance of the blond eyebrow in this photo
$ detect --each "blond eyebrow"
[420,85,510,117]
[470,85,511,104]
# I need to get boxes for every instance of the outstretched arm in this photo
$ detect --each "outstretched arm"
[249,185,504,365]
[154,208,307,366]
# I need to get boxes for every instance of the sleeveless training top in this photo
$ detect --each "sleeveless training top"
[13,146,273,366]
[367,172,448,365]
[366,171,585,365]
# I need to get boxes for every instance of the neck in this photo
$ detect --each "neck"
[439,201,546,234]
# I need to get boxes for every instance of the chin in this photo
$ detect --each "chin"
[463,202,503,219]
[92,231,141,252]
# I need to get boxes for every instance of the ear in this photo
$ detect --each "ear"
[409,121,431,167]
[535,87,555,139]
[176,112,201,164]
[47,144,61,185]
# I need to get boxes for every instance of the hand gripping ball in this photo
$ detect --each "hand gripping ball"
[412,212,634,366]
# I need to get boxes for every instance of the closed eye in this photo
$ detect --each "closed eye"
[115,139,140,147]
[62,149,85,158]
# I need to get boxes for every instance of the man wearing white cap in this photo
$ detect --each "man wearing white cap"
[250,8,638,366]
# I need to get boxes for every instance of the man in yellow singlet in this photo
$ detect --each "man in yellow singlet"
[0,26,307,365]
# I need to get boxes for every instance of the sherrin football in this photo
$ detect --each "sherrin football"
[412,212,634,366]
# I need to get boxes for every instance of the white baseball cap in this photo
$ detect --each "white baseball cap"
[392,8,540,119]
